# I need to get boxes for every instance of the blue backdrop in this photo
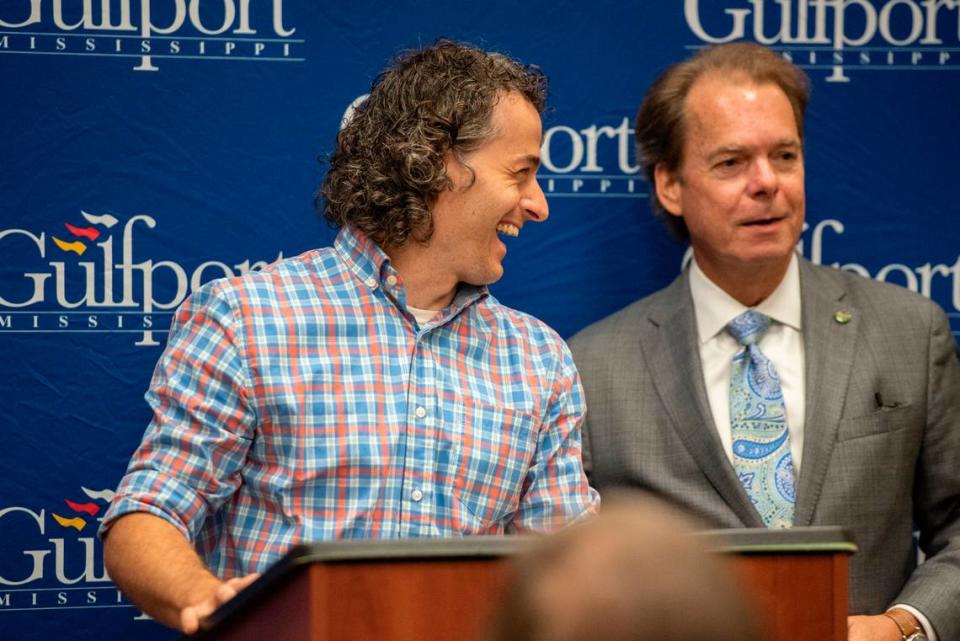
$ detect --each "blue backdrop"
[2,1,959,639]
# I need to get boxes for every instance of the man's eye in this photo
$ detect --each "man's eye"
[774,151,800,165]
[715,158,740,170]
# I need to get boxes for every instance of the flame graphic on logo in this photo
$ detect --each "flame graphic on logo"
[64,222,100,241]
[52,514,87,531]
[65,499,100,516]
[81,211,118,228]
[52,237,87,255]
[51,211,118,256]
[81,486,116,502]
[51,487,115,532]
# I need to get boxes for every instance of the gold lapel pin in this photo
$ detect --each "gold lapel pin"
[834,311,852,324]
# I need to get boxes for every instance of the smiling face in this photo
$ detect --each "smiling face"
[429,91,549,288]
[655,73,805,302]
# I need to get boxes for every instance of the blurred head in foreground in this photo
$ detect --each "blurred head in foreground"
[490,492,765,641]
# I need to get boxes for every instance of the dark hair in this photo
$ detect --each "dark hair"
[635,42,810,239]
[319,39,547,247]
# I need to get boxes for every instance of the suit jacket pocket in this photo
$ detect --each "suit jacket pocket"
[836,403,918,442]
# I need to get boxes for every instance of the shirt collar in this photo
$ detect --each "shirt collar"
[689,252,802,344]
[332,225,488,318]
[333,225,391,285]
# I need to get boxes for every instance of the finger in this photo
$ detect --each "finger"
[846,616,861,641]
[189,574,262,632]
[181,606,201,635]
[185,595,225,633]
[213,582,239,606]
[229,573,260,591]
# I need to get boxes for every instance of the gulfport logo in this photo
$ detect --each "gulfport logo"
[0,0,302,72]
[0,210,283,347]
[685,0,960,82]
[781,219,960,335]
[539,117,645,200]
[0,486,133,612]
[801,219,960,312]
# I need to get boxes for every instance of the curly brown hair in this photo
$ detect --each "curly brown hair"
[319,39,547,248]
[635,42,810,240]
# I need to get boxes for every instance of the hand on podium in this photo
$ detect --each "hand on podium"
[848,613,915,641]
[180,573,260,634]
[103,512,260,633]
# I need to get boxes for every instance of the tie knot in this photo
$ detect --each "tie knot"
[727,310,771,346]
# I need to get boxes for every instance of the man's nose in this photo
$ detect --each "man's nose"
[748,157,779,198]
[521,178,549,223]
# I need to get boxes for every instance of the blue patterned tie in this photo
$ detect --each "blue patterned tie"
[727,310,795,528]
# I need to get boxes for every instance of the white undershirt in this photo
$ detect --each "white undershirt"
[407,305,438,325]
[689,253,806,471]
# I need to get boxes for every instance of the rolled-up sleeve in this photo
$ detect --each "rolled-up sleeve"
[99,281,256,542]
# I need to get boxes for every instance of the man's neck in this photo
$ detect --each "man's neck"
[383,242,458,311]
[695,254,791,307]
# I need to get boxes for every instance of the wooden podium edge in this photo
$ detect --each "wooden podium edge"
[183,527,857,640]
[185,537,531,640]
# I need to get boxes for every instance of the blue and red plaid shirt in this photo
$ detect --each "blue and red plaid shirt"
[101,226,599,577]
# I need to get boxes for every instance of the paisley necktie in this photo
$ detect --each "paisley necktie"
[727,310,795,528]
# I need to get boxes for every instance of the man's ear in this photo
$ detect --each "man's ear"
[443,150,472,191]
[654,163,683,217]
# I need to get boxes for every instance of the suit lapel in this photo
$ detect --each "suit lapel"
[641,273,764,527]
[793,261,856,526]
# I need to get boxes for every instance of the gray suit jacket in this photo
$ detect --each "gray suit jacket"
[569,259,960,639]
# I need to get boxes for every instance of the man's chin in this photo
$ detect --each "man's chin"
[728,250,796,275]
[732,233,799,261]
[462,265,504,288]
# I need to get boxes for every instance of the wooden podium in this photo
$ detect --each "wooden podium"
[701,527,857,641]
[186,528,856,641]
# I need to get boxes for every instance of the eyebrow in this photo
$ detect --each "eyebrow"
[707,139,801,160]
[517,153,541,169]
[772,138,802,149]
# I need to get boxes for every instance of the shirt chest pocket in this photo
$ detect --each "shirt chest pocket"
[442,402,539,530]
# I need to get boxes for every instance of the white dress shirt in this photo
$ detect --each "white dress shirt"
[689,253,805,471]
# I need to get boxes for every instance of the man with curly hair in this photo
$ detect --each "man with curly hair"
[100,39,599,633]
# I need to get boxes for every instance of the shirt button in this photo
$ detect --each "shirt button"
[386,274,398,286]
[415,406,426,418]
[411,489,423,502]
[365,277,377,288]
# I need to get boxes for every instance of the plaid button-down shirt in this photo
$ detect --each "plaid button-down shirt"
[101,226,599,577]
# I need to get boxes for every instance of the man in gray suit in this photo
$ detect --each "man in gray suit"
[569,43,960,641]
